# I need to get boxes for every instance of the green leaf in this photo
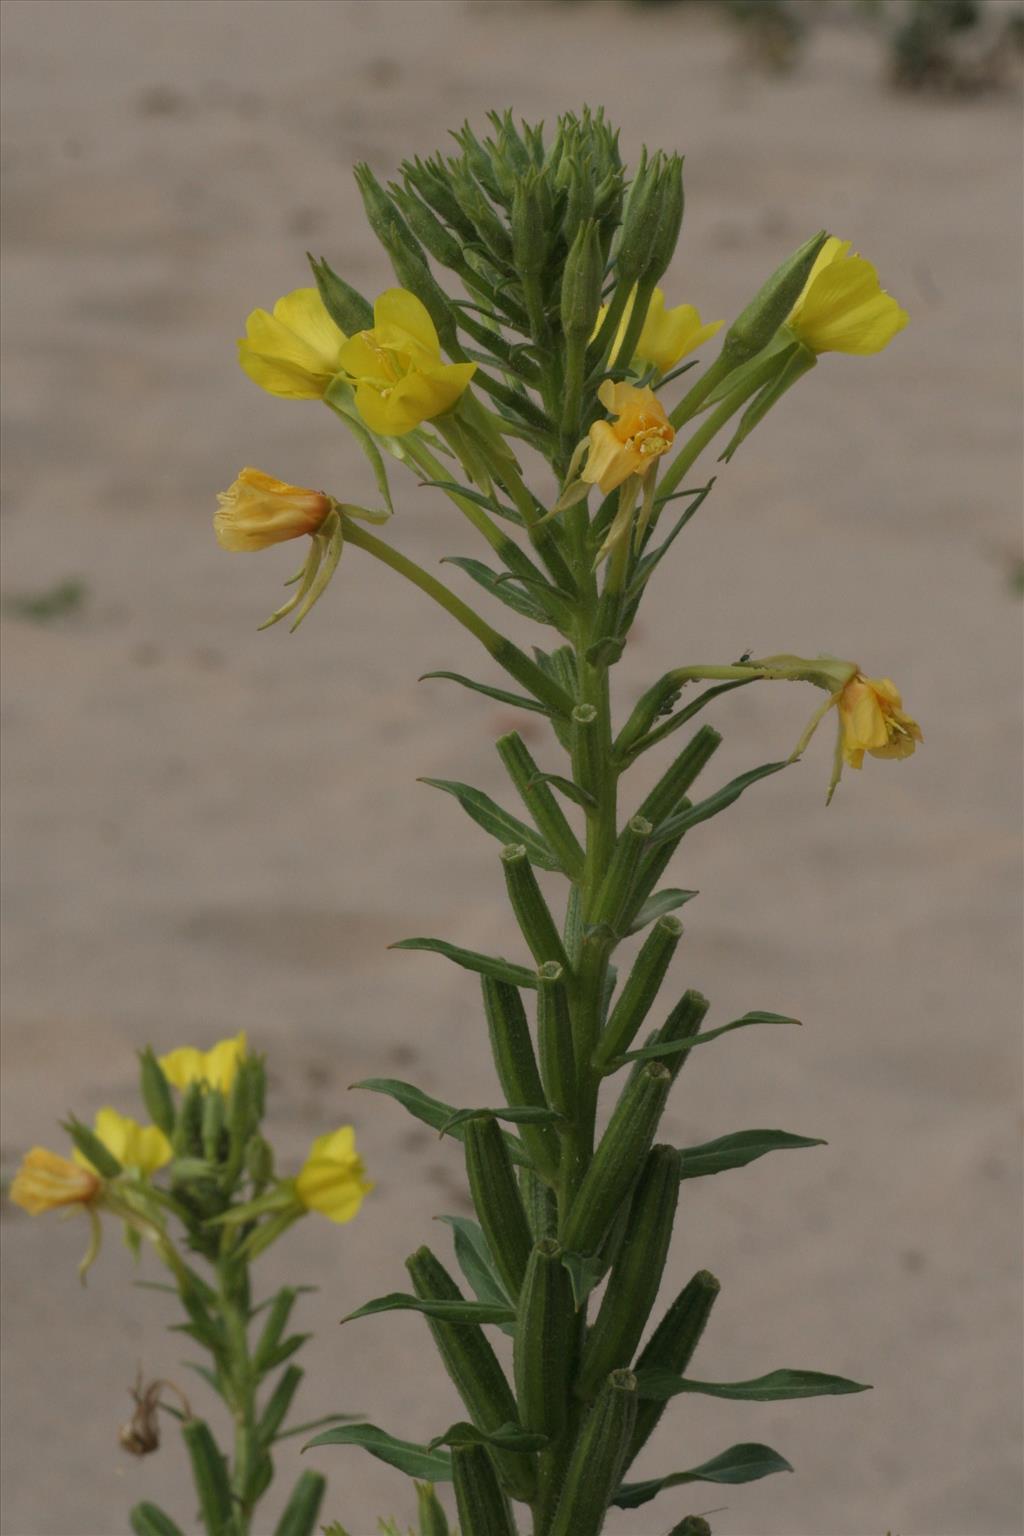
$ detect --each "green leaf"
[560,1250,606,1309]
[434,1214,513,1320]
[630,478,717,593]
[442,556,552,624]
[527,772,596,810]
[618,1012,800,1066]
[439,1105,565,1137]
[129,1503,187,1536]
[303,1422,453,1483]
[419,670,548,715]
[626,888,699,935]
[679,1129,825,1180]
[417,478,524,524]
[389,938,538,990]
[428,1420,548,1453]
[613,1443,794,1508]
[635,1367,871,1403]
[342,1292,516,1327]
[418,779,559,870]
[651,762,789,845]
[352,1079,528,1166]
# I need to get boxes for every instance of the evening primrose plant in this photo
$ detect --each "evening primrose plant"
[215,109,917,1536]
[11,1035,370,1536]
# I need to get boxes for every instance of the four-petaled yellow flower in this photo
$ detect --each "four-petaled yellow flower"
[159,1031,247,1094]
[11,1148,102,1215]
[337,289,476,437]
[787,237,908,356]
[215,469,333,552]
[582,380,675,494]
[294,1126,373,1224]
[238,287,347,400]
[836,673,923,771]
[602,286,723,374]
[72,1109,172,1177]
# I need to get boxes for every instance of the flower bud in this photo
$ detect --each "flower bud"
[643,153,685,288]
[561,219,605,341]
[306,254,373,334]
[511,169,552,280]
[614,150,664,290]
[723,229,828,366]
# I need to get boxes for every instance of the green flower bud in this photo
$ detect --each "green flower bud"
[306,255,373,335]
[201,1090,225,1164]
[138,1048,176,1137]
[245,1133,275,1187]
[643,153,685,287]
[560,219,604,340]
[723,229,828,366]
[511,170,552,280]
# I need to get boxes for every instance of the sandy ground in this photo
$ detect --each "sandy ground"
[1,3,1021,1534]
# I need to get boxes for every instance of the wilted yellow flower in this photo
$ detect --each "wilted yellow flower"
[787,237,908,356]
[582,380,675,494]
[294,1126,372,1224]
[602,286,723,374]
[337,289,476,436]
[159,1031,247,1094]
[10,1148,101,1215]
[238,287,347,399]
[215,468,333,552]
[836,673,923,770]
[72,1109,171,1178]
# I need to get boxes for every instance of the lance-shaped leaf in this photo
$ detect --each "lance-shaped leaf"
[679,1129,825,1180]
[419,779,560,870]
[419,671,549,715]
[390,938,539,989]
[303,1422,453,1482]
[439,1105,566,1137]
[351,1079,528,1166]
[618,1012,801,1066]
[342,1292,516,1327]
[428,1420,548,1454]
[417,478,524,525]
[435,1214,512,1317]
[612,1443,794,1508]
[527,771,596,811]
[635,1367,871,1403]
[626,888,699,935]
[442,556,553,625]
[560,1249,607,1310]
[651,761,789,845]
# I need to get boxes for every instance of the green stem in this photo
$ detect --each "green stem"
[342,520,573,718]
[218,1257,256,1535]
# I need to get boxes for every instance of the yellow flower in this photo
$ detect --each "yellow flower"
[238,287,347,399]
[836,673,923,770]
[337,289,476,437]
[72,1109,171,1177]
[10,1148,101,1215]
[582,380,675,494]
[602,286,723,374]
[159,1031,247,1094]
[215,468,333,552]
[787,237,908,355]
[294,1126,372,1224]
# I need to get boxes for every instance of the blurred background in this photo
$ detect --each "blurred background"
[1,2,1021,1533]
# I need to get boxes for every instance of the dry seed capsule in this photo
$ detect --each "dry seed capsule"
[547,1369,638,1536]
[514,1239,577,1440]
[451,1443,517,1536]
[627,1269,721,1465]
[577,1146,680,1397]
[464,1116,534,1301]
[406,1246,535,1505]
[482,977,560,1181]
[562,1063,671,1256]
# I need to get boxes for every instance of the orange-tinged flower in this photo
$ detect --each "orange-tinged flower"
[787,237,908,356]
[11,1148,101,1215]
[294,1126,372,1224]
[836,673,923,770]
[582,380,675,494]
[215,469,332,553]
